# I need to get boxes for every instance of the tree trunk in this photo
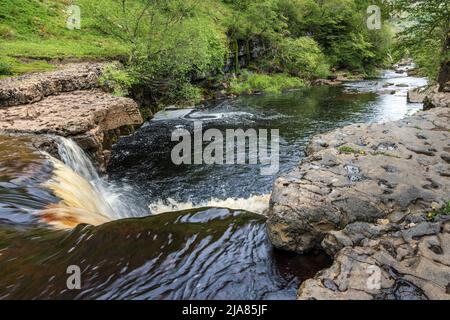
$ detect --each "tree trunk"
[437,31,450,92]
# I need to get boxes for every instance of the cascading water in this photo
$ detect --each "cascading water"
[57,138,102,182]
[39,137,145,228]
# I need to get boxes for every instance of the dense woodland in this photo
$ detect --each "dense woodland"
[0,0,449,106]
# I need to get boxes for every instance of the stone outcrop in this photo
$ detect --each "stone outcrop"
[424,87,450,110]
[0,63,103,108]
[268,107,450,253]
[0,63,143,169]
[423,60,450,109]
[267,107,450,299]
[407,86,434,104]
[298,218,450,300]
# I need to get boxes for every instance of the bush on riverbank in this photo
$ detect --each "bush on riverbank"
[0,60,12,77]
[390,0,450,79]
[230,71,305,94]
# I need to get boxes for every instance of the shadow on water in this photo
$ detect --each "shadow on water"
[0,207,331,300]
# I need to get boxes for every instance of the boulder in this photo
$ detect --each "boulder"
[407,87,433,103]
[0,90,142,168]
[424,88,450,109]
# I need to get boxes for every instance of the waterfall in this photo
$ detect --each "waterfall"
[56,138,101,182]
[39,137,144,229]
[37,137,270,229]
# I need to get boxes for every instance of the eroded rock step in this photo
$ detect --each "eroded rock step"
[267,107,450,299]
[0,62,143,169]
[0,63,105,108]
[0,89,142,165]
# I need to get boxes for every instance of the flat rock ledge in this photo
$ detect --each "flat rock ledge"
[0,62,104,108]
[267,107,450,299]
[0,63,143,169]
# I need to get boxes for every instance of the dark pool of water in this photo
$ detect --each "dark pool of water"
[0,208,331,300]
[108,71,426,206]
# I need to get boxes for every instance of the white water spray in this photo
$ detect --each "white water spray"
[148,194,270,216]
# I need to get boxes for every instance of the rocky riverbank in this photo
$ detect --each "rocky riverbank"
[0,62,143,170]
[267,101,450,299]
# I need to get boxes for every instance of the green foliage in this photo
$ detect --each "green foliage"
[443,201,450,215]
[0,60,12,76]
[230,70,305,94]
[0,0,126,73]
[427,201,450,220]
[276,0,393,72]
[390,0,450,79]
[0,24,15,40]
[272,37,330,78]
[338,146,366,155]
[99,64,135,97]
[0,56,54,78]
[0,0,404,104]
[86,0,226,105]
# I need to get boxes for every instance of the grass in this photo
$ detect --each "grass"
[0,37,126,59]
[230,71,306,94]
[426,201,450,220]
[338,146,366,155]
[0,56,55,79]
[0,60,13,76]
[0,0,128,76]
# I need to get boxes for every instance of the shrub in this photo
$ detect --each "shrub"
[0,24,15,39]
[230,71,305,94]
[427,201,450,220]
[99,64,135,97]
[0,59,12,76]
[274,37,330,79]
[338,146,366,155]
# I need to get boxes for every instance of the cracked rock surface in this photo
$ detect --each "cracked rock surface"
[267,107,450,299]
[0,63,105,108]
[298,219,450,300]
[0,89,142,140]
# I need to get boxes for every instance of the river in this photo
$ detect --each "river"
[0,69,427,299]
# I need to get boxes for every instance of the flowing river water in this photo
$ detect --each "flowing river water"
[0,69,427,299]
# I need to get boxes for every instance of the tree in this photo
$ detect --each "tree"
[87,0,226,104]
[390,0,450,78]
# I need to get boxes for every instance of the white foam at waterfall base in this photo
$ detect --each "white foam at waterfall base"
[148,194,271,216]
